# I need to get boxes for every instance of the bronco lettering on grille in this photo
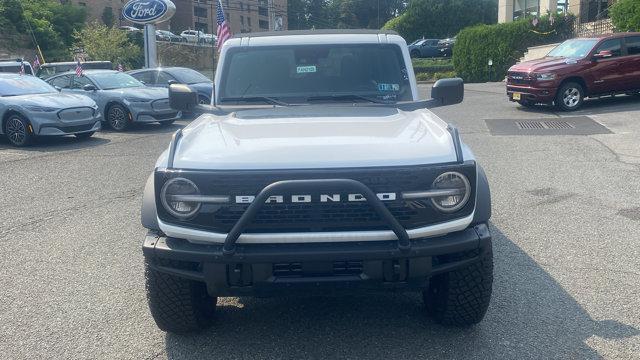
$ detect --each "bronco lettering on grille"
[235,193,397,204]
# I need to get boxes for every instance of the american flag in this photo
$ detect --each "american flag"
[75,59,83,77]
[33,55,40,72]
[216,0,231,52]
[117,63,124,72]
[19,60,25,76]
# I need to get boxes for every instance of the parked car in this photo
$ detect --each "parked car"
[120,26,141,32]
[507,32,640,111]
[202,33,216,44]
[0,74,101,146]
[408,39,443,58]
[141,30,493,334]
[0,58,34,75]
[36,61,112,80]
[127,67,213,104]
[156,30,184,43]
[180,30,207,44]
[437,37,456,57]
[46,70,181,131]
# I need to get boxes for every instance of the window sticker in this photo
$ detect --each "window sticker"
[378,83,400,92]
[296,65,317,74]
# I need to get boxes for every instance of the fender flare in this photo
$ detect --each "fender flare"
[472,164,492,224]
[141,172,160,230]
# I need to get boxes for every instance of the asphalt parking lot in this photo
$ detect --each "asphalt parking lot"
[1,82,639,359]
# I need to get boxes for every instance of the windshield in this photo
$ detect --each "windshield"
[219,44,411,104]
[90,72,143,90]
[547,39,599,58]
[0,76,57,96]
[172,68,211,84]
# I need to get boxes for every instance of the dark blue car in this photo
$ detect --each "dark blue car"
[127,67,213,105]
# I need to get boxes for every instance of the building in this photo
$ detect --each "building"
[65,0,287,35]
[171,0,288,35]
[498,0,614,23]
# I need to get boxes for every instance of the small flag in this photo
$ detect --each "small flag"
[216,0,232,52]
[19,60,25,76]
[33,55,41,72]
[75,58,83,77]
[117,63,124,72]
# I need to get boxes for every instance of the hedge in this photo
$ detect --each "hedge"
[453,14,575,83]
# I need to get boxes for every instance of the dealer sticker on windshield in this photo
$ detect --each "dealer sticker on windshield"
[296,65,317,74]
[378,83,400,92]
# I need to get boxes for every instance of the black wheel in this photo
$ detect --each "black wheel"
[75,131,95,139]
[411,50,421,58]
[145,260,217,334]
[4,114,33,147]
[424,246,493,326]
[107,104,130,131]
[555,82,584,111]
[158,120,175,127]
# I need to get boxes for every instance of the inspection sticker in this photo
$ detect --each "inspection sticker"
[378,83,400,91]
[296,65,317,74]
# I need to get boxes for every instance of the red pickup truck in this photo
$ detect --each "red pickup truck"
[507,32,640,111]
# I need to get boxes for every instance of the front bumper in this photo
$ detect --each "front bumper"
[128,102,182,123]
[506,82,558,103]
[143,223,491,297]
[30,109,102,136]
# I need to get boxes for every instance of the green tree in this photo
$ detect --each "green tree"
[102,7,115,28]
[383,0,498,42]
[287,0,405,30]
[72,22,143,69]
[610,0,640,32]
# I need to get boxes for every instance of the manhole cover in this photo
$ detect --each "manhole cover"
[486,116,611,136]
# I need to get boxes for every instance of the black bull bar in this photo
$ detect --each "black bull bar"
[222,179,411,256]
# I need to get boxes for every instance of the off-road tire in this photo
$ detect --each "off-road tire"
[555,82,584,111]
[145,260,217,334]
[424,247,493,326]
[75,131,95,139]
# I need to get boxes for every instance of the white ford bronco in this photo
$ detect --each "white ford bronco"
[141,30,493,333]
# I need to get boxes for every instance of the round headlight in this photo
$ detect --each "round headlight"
[160,178,201,219]
[430,172,471,213]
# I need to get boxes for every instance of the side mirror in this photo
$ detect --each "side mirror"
[169,84,198,111]
[429,78,464,107]
[140,81,146,85]
[167,79,178,85]
[54,86,61,92]
[83,84,97,91]
[593,50,612,59]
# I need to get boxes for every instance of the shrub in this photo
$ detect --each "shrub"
[453,13,574,83]
[610,0,640,32]
[415,71,457,82]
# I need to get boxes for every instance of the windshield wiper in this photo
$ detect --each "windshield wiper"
[221,96,289,106]
[306,94,392,104]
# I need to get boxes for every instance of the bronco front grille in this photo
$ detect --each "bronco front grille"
[155,163,477,233]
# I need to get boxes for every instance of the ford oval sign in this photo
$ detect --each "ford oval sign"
[122,0,176,24]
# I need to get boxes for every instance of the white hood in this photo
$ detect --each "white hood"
[165,105,458,170]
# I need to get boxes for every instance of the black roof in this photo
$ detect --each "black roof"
[233,29,399,39]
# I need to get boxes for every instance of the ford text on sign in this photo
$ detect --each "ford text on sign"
[122,0,175,24]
